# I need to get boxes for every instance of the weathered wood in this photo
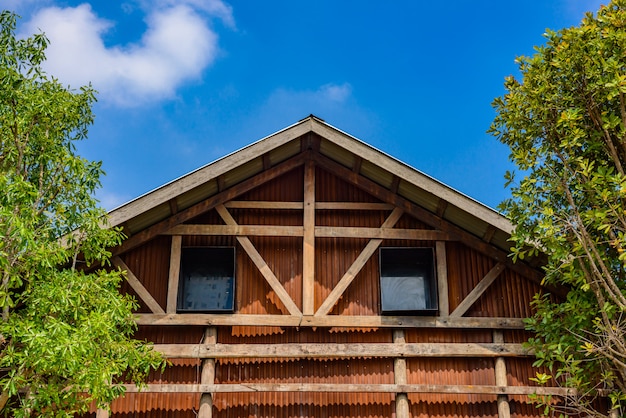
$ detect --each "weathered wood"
[450,262,506,318]
[152,342,532,359]
[95,409,109,418]
[394,330,409,418]
[112,153,308,257]
[166,235,182,314]
[315,226,449,240]
[111,257,164,314]
[303,160,315,315]
[316,202,394,210]
[124,383,574,396]
[215,204,301,316]
[224,201,303,209]
[199,328,217,418]
[223,201,394,211]
[164,224,448,240]
[315,208,404,316]
[494,331,511,418]
[135,314,527,329]
[165,224,304,237]
[436,241,449,316]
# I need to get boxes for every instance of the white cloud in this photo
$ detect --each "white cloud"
[21,1,231,106]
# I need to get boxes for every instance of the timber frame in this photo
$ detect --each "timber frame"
[101,116,561,418]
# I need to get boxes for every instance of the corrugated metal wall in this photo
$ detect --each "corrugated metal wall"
[106,163,549,417]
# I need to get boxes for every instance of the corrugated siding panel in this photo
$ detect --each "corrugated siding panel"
[410,401,498,417]
[214,401,393,418]
[407,357,496,404]
[120,235,171,313]
[214,358,394,410]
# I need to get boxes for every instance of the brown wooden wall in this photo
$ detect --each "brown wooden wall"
[97,157,553,418]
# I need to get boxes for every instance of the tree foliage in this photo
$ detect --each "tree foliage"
[490,1,626,416]
[0,11,163,417]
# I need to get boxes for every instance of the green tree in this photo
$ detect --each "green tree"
[490,1,626,416]
[0,11,163,417]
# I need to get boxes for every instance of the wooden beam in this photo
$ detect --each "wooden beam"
[315,208,404,316]
[223,201,395,211]
[494,330,511,418]
[224,201,303,210]
[111,257,164,314]
[123,383,574,396]
[215,204,301,316]
[199,328,216,418]
[165,224,304,237]
[450,263,506,318]
[315,226,449,240]
[135,314,526,329]
[166,235,182,314]
[303,160,315,315]
[152,342,533,359]
[164,224,448,240]
[436,241,449,316]
[394,330,409,418]
[112,153,308,257]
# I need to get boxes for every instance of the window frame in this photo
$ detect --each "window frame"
[176,246,236,313]
[378,246,438,315]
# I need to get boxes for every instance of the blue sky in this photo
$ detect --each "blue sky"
[8,0,604,211]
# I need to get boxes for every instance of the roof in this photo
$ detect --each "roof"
[107,115,514,253]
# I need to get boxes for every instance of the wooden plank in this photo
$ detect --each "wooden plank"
[223,201,394,211]
[96,409,109,418]
[394,330,409,418]
[199,328,216,418]
[165,224,304,237]
[303,160,315,315]
[153,342,533,359]
[436,241,449,316]
[112,153,308,257]
[315,226,450,240]
[164,224,446,240]
[111,257,164,314]
[215,204,301,316]
[124,383,574,396]
[135,314,527,329]
[166,235,182,314]
[494,330,511,418]
[450,263,506,318]
[315,208,404,316]
[224,201,303,209]
[317,202,394,210]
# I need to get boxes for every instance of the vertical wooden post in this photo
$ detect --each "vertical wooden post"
[393,329,410,418]
[493,330,511,418]
[435,241,449,316]
[199,327,217,418]
[302,160,315,315]
[167,235,182,313]
[96,408,109,418]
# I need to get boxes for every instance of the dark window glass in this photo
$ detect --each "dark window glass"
[379,247,437,313]
[177,247,235,312]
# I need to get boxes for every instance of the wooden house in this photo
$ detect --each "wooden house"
[97,115,566,418]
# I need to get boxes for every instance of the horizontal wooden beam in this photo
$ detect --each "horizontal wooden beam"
[224,201,394,211]
[135,314,525,329]
[165,224,304,237]
[123,383,573,396]
[153,342,532,359]
[163,224,449,240]
[315,226,449,240]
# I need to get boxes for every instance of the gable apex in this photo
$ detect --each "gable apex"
[107,116,513,253]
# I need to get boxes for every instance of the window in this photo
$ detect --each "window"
[379,247,437,314]
[177,247,235,312]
